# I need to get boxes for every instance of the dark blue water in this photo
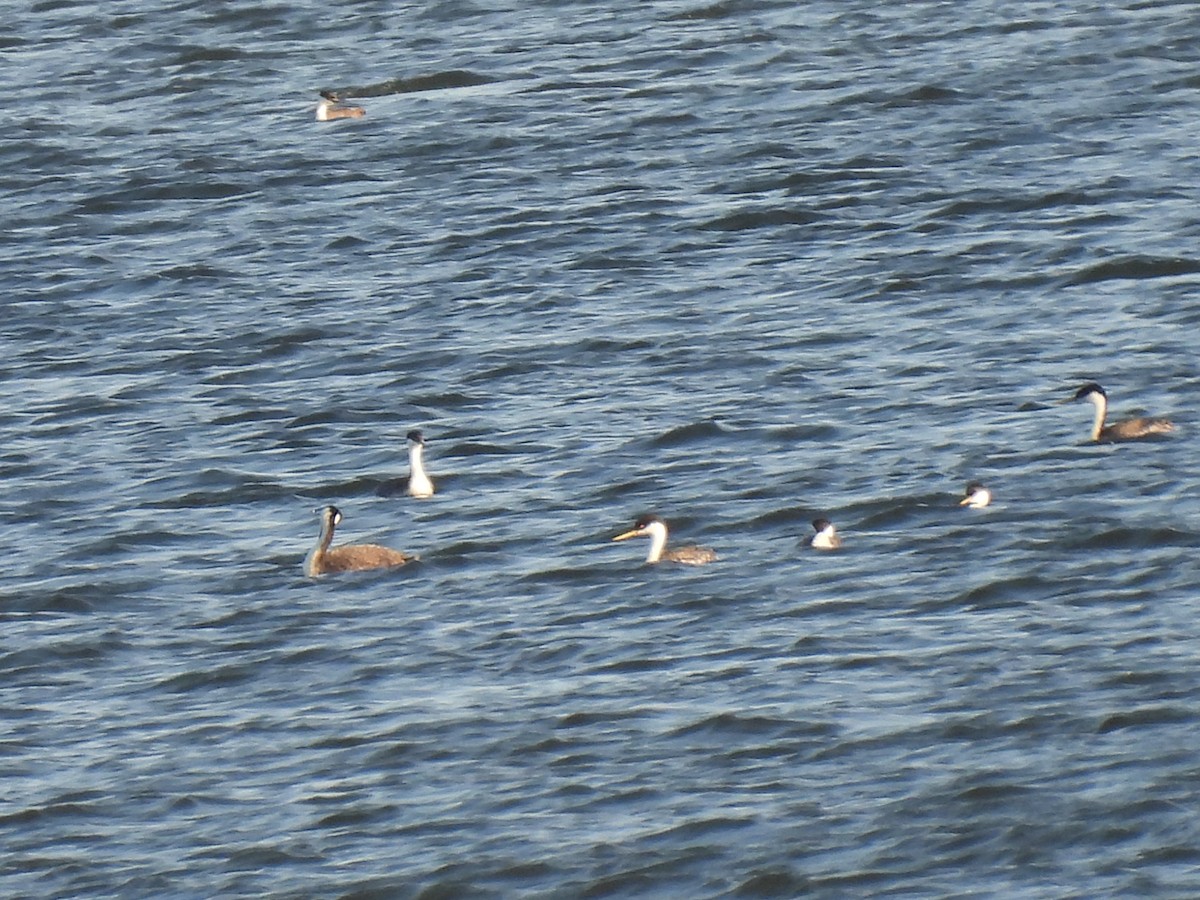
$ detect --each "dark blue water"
[5,1,1200,896]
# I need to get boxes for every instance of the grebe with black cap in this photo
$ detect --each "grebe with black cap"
[316,90,365,121]
[304,506,416,576]
[960,482,991,508]
[612,514,716,565]
[1067,383,1173,442]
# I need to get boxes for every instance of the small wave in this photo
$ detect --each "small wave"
[1066,526,1197,551]
[895,84,964,105]
[1067,255,1200,285]
[697,206,824,232]
[1098,705,1194,733]
[667,1,741,21]
[155,663,255,693]
[936,574,1060,612]
[323,70,496,99]
[650,419,727,447]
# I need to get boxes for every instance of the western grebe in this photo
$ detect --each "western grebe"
[612,514,716,565]
[377,430,435,498]
[404,430,434,498]
[810,518,841,550]
[304,505,416,576]
[959,482,991,508]
[1068,382,1173,442]
[316,90,365,121]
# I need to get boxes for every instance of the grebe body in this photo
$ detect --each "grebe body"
[612,514,716,565]
[316,90,365,121]
[1069,383,1173,442]
[305,506,416,576]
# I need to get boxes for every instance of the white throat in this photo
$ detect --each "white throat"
[316,99,331,121]
[966,488,991,508]
[408,442,434,498]
[1087,392,1108,441]
[812,524,838,550]
[644,520,668,563]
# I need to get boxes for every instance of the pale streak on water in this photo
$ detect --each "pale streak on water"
[3,1,1200,897]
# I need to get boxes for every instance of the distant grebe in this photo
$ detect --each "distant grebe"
[305,505,416,576]
[612,514,716,565]
[316,90,365,121]
[1068,382,1173,442]
[405,429,434,498]
[959,482,991,508]
[810,518,841,550]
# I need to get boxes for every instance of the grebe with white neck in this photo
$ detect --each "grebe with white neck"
[304,506,416,576]
[405,429,434,498]
[1068,382,1173,442]
[959,482,991,508]
[612,514,716,565]
[810,518,841,550]
[316,90,365,121]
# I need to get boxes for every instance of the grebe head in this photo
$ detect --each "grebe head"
[613,514,668,542]
[812,518,834,533]
[612,514,675,563]
[406,429,425,445]
[613,514,663,537]
[319,89,341,101]
[1072,382,1106,402]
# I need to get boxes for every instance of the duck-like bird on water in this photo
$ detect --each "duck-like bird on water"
[403,429,435,498]
[810,518,842,550]
[960,482,992,508]
[1067,382,1173,443]
[377,429,436,499]
[315,90,365,121]
[612,514,716,565]
[305,505,416,576]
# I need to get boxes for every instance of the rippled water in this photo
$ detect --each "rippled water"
[5,1,1200,896]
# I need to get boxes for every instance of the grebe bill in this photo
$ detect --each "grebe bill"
[305,505,416,576]
[612,514,716,565]
[810,518,841,550]
[960,482,991,508]
[1067,382,1173,442]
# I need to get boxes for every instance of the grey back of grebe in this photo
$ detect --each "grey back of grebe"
[612,514,716,565]
[1070,382,1174,442]
[305,505,416,576]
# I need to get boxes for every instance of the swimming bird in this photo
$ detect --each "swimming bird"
[404,429,434,498]
[810,517,841,550]
[376,430,436,498]
[304,505,416,576]
[1068,382,1173,442]
[316,90,365,121]
[612,514,716,565]
[959,482,991,508]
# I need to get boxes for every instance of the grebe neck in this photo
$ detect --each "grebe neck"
[1089,391,1108,441]
[644,520,668,563]
[305,507,338,576]
[408,441,433,497]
